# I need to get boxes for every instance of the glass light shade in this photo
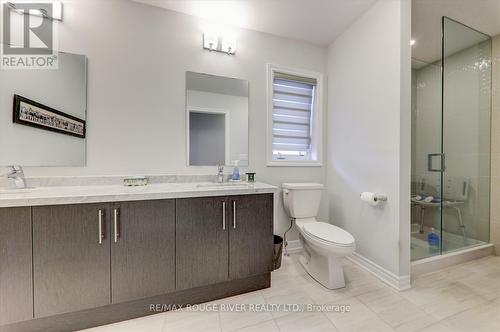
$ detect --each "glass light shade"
[203,33,218,50]
[221,38,236,54]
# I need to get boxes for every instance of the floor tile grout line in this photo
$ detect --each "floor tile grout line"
[350,278,438,331]
[236,269,498,332]
[411,297,499,332]
[160,311,169,332]
[359,289,399,330]
[228,317,275,332]
[319,311,340,332]
[270,317,281,332]
[363,286,485,331]
[217,307,222,332]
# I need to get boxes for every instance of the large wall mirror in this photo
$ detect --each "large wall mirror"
[186,72,249,167]
[0,49,87,166]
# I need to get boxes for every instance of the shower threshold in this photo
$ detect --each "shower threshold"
[411,242,494,277]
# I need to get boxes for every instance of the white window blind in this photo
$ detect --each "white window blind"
[272,72,316,159]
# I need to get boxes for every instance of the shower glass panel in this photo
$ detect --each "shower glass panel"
[410,17,491,262]
[441,17,491,254]
[411,59,443,261]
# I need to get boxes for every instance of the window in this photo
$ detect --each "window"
[267,64,323,166]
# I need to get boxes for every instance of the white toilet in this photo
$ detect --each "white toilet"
[282,183,355,289]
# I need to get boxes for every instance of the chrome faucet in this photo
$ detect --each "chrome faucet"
[6,166,26,188]
[217,165,225,183]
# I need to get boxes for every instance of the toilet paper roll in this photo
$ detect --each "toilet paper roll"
[361,192,380,206]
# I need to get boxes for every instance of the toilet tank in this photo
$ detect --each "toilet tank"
[282,183,324,218]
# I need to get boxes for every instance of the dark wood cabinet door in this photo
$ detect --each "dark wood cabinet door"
[33,204,111,318]
[0,207,33,325]
[111,200,175,303]
[176,197,229,290]
[229,194,274,280]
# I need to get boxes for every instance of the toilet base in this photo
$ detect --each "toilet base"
[299,245,347,290]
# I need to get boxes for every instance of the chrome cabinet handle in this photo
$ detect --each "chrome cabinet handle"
[113,208,120,243]
[232,201,237,229]
[222,201,226,230]
[98,209,105,244]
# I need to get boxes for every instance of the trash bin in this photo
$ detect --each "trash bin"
[273,235,283,270]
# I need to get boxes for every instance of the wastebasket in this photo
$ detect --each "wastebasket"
[273,235,283,270]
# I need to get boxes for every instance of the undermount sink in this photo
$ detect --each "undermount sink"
[196,182,252,189]
[0,187,36,194]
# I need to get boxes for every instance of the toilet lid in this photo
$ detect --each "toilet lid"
[303,222,354,246]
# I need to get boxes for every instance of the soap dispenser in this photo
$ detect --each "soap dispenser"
[231,160,241,181]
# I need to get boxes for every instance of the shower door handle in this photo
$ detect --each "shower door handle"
[428,153,446,172]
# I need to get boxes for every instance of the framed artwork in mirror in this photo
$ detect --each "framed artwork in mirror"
[13,94,86,139]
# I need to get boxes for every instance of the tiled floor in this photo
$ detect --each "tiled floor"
[80,254,500,332]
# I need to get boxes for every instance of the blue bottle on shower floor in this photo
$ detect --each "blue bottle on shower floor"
[428,228,440,252]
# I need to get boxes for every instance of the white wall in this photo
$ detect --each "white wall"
[327,0,411,278]
[19,0,329,238]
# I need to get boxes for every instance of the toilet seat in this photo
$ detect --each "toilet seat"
[303,222,354,247]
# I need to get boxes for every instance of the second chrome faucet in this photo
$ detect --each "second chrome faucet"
[217,165,225,183]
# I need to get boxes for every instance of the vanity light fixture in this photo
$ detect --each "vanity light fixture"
[203,33,218,51]
[202,33,236,55]
[221,36,236,55]
[7,0,63,21]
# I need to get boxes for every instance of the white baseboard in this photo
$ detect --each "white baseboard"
[283,242,411,291]
[283,239,303,255]
[347,252,411,291]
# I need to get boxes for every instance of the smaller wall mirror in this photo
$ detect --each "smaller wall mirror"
[186,72,249,166]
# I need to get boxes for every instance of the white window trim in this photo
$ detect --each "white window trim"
[266,63,324,167]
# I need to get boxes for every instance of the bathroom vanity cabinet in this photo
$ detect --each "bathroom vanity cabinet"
[32,200,177,318]
[176,195,273,290]
[176,196,230,289]
[0,192,273,332]
[0,207,33,326]
[33,203,112,318]
[110,200,176,304]
[228,195,274,279]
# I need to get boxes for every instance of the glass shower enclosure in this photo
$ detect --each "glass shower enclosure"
[411,17,492,261]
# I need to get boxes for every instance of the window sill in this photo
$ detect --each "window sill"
[266,160,323,167]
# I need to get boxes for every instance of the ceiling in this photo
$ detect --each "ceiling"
[132,0,376,46]
[412,0,500,64]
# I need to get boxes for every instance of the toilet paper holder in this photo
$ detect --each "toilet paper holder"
[373,194,387,202]
[360,193,388,202]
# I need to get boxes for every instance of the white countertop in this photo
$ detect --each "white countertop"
[0,182,277,208]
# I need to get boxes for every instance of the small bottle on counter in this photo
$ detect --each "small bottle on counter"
[246,172,256,182]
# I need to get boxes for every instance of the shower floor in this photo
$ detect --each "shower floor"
[411,225,487,261]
